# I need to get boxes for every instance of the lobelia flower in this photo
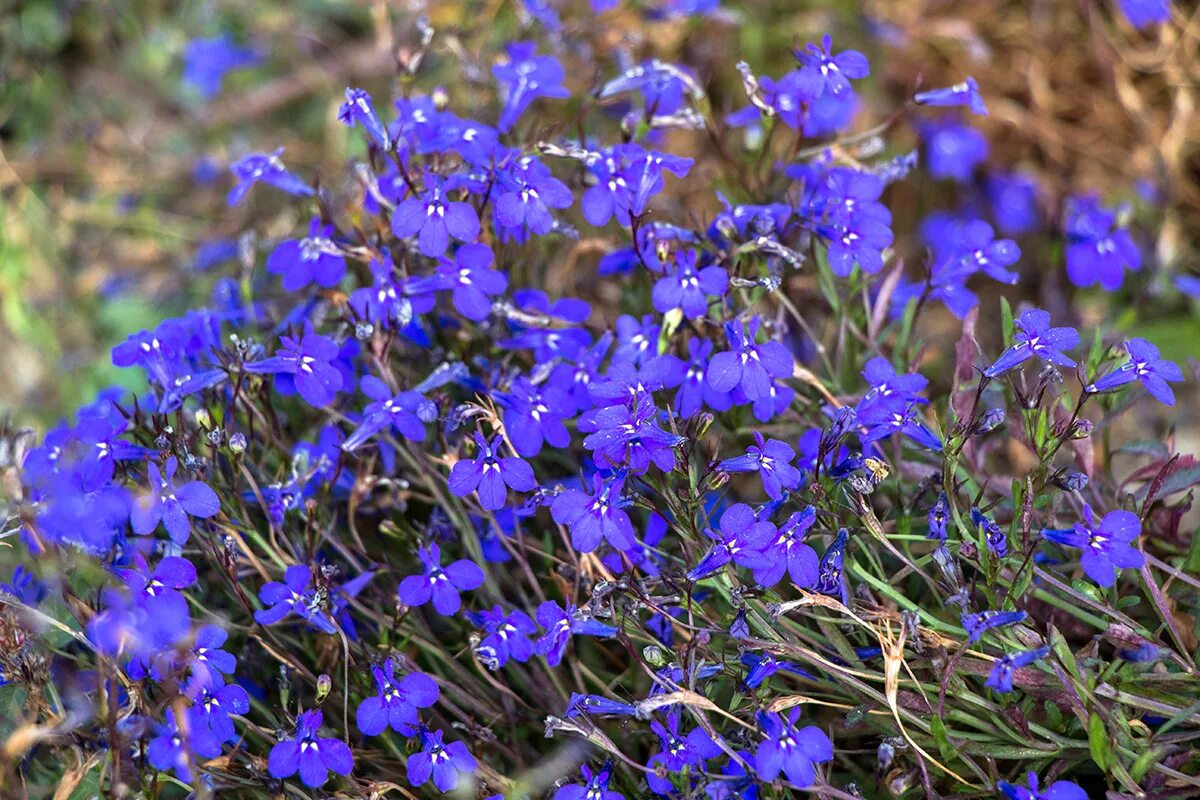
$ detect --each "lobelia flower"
[857,356,928,416]
[356,658,439,736]
[662,338,734,418]
[928,493,950,542]
[942,219,1021,286]
[1085,337,1183,406]
[706,317,794,402]
[338,87,391,150]
[266,219,347,292]
[342,375,438,451]
[186,676,250,746]
[187,624,237,685]
[962,610,1027,644]
[971,507,1008,557]
[494,156,574,239]
[254,564,337,634]
[182,34,261,101]
[554,761,624,800]
[469,605,538,669]
[1040,505,1144,587]
[857,396,943,452]
[718,432,802,501]
[535,600,618,667]
[244,328,344,407]
[741,652,812,688]
[985,646,1050,693]
[793,35,869,100]
[914,77,988,115]
[983,308,1080,379]
[398,544,485,616]
[651,250,728,319]
[268,709,354,788]
[227,148,314,206]
[752,506,820,588]
[922,118,988,182]
[493,41,570,132]
[129,457,220,543]
[987,173,1041,235]
[1065,195,1141,290]
[1115,0,1170,30]
[390,174,480,257]
[646,710,723,795]
[582,399,685,473]
[551,470,636,553]
[449,433,537,511]
[998,771,1087,800]
[408,727,478,792]
[148,708,219,782]
[687,503,777,581]
[754,708,834,789]
[503,377,572,457]
[434,243,508,321]
[814,528,850,605]
[564,693,639,718]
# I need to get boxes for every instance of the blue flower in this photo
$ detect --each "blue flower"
[652,250,727,319]
[182,34,260,101]
[186,677,250,746]
[1040,505,1144,587]
[469,605,538,669]
[407,727,478,792]
[962,610,1027,644]
[268,709,354,788]
[741,652,812,688]
[793,35,869,100]
[581,399,685,474]
[922,118,988,182]
[436,243,508,321]
[754,708,833,788]
[254,564,337,634]
[987,173,1041,235]
[1085,337,1183,406]
[564,694,639,718]
[535,600,617,667]
[1065,195,1141,290]
[858,396,943,452]
[985,646,1050,693]
[494,156,574,239]
[266,219,347,292]
[719,432,802,501]
[227,148,314,206]
[342,375,438,451]
[814,528,850,605]
[390,175,480,257]
[687,503,776,581]
[147,708,219,782]
[503,376,572,457]
[129,456,219,544]
[998,771,1087,800]
[398,544,485,616]
[244,328,344,407]
[356,658,439,736]
[706,318,794,402]
[449,433,537,510]
[971,507,1008,557]
[914,77,988,115]
[983,308,1080,378]
[338,87,391,149]
[493,42,570,132]
[753,506,820,588]
[551,471,636,553]
[928,493,950,542]
[646,710,723,795]
[1115,0,1170,29]
[554,761,624,800]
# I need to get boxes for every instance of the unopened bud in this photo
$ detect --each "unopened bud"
[229,433,247,454]
[315,674,332,704]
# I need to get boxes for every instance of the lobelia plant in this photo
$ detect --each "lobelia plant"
[0,2,1197,800]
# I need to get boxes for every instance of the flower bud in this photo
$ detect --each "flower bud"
[973,407,1005,435]
[229,432,248,454]
[195,408,213,430]
[315,673,332,704]
[1069,419,1094,440]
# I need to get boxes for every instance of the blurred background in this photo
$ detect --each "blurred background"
[1,0,1197,429]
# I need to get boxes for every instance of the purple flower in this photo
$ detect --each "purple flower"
[581,399,685,473]
[687,503,776,581]
[857,356,928,416]
[793,35,869,100]
[408,727,478,792]
[268,709,354,788]
[356,658,439,736]
[551,471,636,553]
[987,173,1041,235]
[390,176,480,257]
[962,610,1027,644]
[1041,505,1144,587]
[928,493,950,542]
[266,219,347,291]
[343,375,438,451]
[719,432,802,501]
[254,564,337,634]
[436,243,508,321]
[494,156,574,238]
[188,625,237,685]
[922,118,988,182]
[1065,196,1141,291]
[985,646,1050,693]
[554,761,624,800]
[493,41,570,132]
[971,507,1008,557]
[449,433,537,510]
[646,710,723,795]
[942,219,1021,286]
[1115,0,1170,29]
[535,600,617,667]
[1085,337,1183,406]
[398,544,485,615]
[753,506,820,588]
[244,329,344,407]
[503,377,572,457]
[754,708,833,788]
[227,148,314,206]
[187,677,250,746]
[652,250,727,319]
[814,528,850,605]
[741,652,812,688]
[130,456,220,544]
[914,77,988,115]
[706,318,793,402]
[338,87,390,150]
[858,396,943,452]
[148,709,219,782]
[998,771,1087,800]
[983,308,1080,378]
[469,605,538,669]
[182,34,260,101]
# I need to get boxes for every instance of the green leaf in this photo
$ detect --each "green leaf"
[1088,711,1112,771]
[930,714,955,763]
[1000,296,1014,343]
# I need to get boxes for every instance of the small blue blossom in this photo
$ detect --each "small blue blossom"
[535,600,617,667]
[469,606,538,669]
[752,506,819,588]
[646,710,723,795]
[449,433,537,510]
[998,771,1087,800]
[1041,505,1144,587]
[554,761,624,800]
[493,42,570,133]
[244,328,344,407]
[922,118,988,182]
[652,250,728,319]
[985,646,1050,693]
[130,457,220,544]
[398,544,485,616]
[551,470,636,553]
[227,148,314,206]
[983,308,1080,378]
[254,565,337,634]
[342,375,438,451]
[356,658,439,736]
[182,34,260,101]
[754,708,833,789]
[962,610,1027,644]
[814,528,850,605]
[1065,196,1141,291]
[338,87,391,150]
[266,219,347,292]
[914,77,988,115]
[971,507,1008,557]
[718,432,802,501]
[268,709,354,788]
[408,727,478,792]
[1085,337,1183,406]
[687,503,776,581]
[706,318,794,402]
[390,175,480,257]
